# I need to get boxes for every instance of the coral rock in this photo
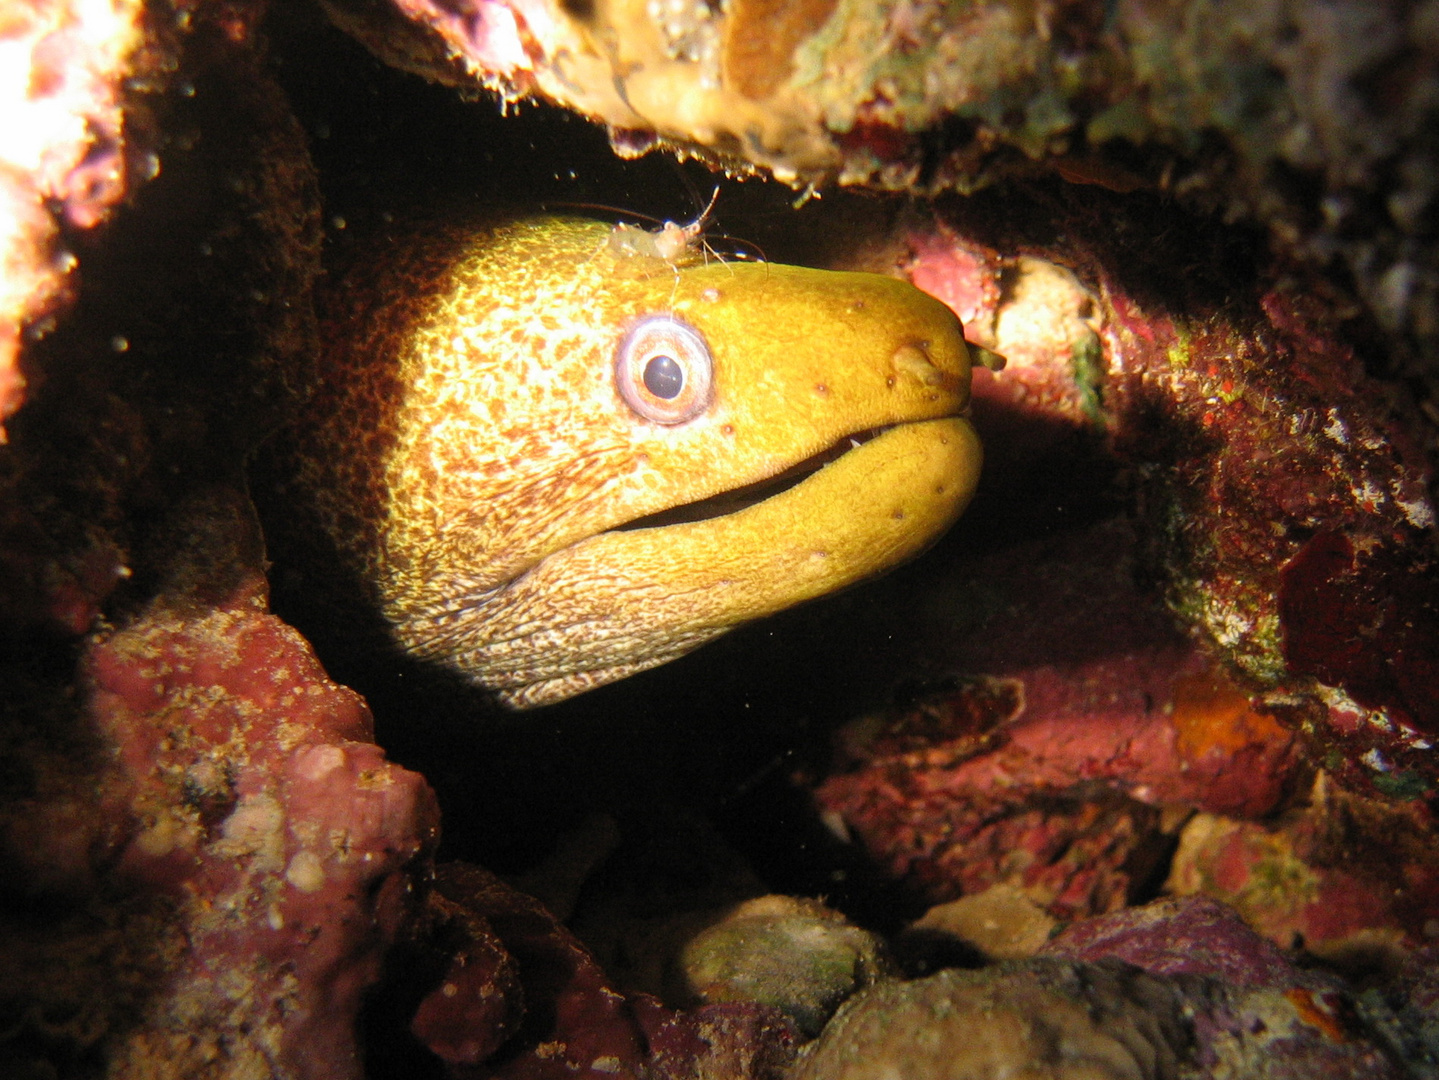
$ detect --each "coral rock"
[795,951,1413,1080]
[79,573,440,1079]
[320,0,1439,379]
[811,519,1300,919]
[676,895,893,1037]
[907,883,1058,962]
[904,193,1439,797]
[0,0,153,434]
[1165,780,1439,967]
[791,960,1193,1080]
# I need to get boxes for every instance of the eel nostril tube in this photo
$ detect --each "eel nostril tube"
[890,342,944,386]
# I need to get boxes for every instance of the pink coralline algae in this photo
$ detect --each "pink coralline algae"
[1040,895,1302,988]
[1165,782,1439,966]
[811,188,1436,940]
[906,192,1439,795]
[1039,896,1423,1079]
[811,517,1302,920]
[76,573,438,1078]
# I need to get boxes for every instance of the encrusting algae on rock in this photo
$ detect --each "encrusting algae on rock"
[273,213,981,706]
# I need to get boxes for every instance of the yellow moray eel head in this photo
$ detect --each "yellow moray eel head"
[287,216,982,708]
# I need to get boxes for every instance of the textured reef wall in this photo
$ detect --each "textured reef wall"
[2,0,1438,1078]
[321,0,1439,388]
[809,182,1439,974]
[0,2,439,1077]
[0,0,147,436]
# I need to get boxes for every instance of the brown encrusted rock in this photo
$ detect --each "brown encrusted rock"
[902,188,1438,794]
[676,895,894,1037]
[804,186,1433,958]
[793,952,1414,1080]
[790,960,1193,1080]
[409,886,527,1065]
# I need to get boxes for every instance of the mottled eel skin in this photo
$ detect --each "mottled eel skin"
[281,215,981,708]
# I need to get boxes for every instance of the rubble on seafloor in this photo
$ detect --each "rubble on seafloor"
[399,863,801,1078]
[1,0,1437,1078]
[794,897,1428,1079]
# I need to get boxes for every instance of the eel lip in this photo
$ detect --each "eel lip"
[613,422,907,532]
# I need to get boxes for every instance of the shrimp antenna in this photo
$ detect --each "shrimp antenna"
[539,200,665,225]
[693,185,720,228]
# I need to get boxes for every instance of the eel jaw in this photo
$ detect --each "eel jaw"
[403,416,982,709]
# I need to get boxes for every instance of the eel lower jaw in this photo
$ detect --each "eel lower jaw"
[402,417,982,709]
[612,423,907,533]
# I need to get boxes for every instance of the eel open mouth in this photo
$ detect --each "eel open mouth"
[458,416,981,708]
[614,424,897,532]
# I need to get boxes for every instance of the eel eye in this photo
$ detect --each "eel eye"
[616,315,713,424]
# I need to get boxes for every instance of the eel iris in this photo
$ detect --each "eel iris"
[283,215,982,707]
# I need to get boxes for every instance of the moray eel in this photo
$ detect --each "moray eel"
[282,215,981,708]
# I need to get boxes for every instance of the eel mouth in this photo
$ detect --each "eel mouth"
[614,424,898,532]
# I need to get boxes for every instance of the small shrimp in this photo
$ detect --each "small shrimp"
[606,186,721,268]
[551,187,765,294]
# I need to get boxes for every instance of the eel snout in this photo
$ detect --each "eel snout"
[447,260,983,708]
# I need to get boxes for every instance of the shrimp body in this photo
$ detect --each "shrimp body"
[606,187,720,268]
